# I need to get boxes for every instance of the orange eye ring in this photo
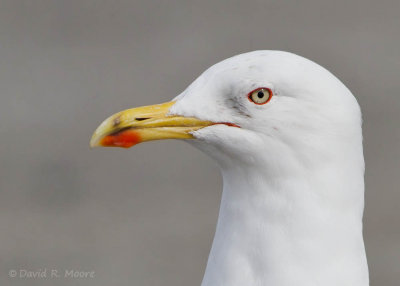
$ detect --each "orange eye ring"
[247,87,273,105]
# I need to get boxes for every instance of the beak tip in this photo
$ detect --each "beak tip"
[90,134,101,148]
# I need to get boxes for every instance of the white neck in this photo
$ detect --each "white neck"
[201,149,369,286]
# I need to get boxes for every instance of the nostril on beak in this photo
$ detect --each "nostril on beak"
[135,117,150,121]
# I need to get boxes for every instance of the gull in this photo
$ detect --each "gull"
[90,51,369,286]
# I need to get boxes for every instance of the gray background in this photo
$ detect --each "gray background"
[0,0,399,285]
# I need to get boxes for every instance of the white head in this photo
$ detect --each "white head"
[170,51,363,173]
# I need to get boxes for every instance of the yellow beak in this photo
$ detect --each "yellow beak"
[90,101,213,148]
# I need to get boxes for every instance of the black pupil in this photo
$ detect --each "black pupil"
[257,90,264,98]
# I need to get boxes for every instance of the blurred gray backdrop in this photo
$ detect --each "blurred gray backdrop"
[0,0,399,285]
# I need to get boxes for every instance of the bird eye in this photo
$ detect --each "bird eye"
[248,88,272,105]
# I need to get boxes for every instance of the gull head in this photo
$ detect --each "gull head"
[91,50,362,170]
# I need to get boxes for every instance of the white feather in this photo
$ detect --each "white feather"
[170,51,368,286]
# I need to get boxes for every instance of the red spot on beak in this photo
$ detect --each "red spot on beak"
[100,129,141,148]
